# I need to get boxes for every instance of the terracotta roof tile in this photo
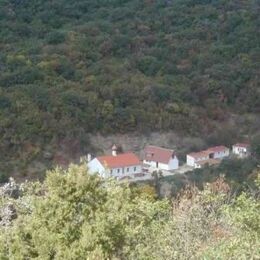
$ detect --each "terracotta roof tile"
[233,143,250,148]
[206,145,229,153]
[188,146,229,159]
[144,145,175,164]
[97,152,140,168]
[187,151,210,159]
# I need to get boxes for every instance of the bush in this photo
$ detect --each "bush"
[0,172,9,184]
[46,31,66,44]
[0,96,11,110]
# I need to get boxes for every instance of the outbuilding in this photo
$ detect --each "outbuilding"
[232,143,250,158]
[187,146,229,167]
[143,145,179,171]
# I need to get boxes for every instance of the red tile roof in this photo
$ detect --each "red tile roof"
[144,145,175,164]
[97,152,140,168]
[233,143,250,148]
[187,151,210,159]
[188,146,229,159]
[206,145,229,153]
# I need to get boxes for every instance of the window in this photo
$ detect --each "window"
[117,169,120,173]
[126,168,129,172]
[134,167,136,172]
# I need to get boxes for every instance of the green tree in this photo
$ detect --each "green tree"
[0,164,169,259]
[251,134,260,159]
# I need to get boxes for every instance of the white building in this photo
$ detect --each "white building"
[88,145,142,179]
[187,146,229,167]
[143,145,179,171]
[206,146,230,159]
[186,151,210,167]
[232,143,250,158]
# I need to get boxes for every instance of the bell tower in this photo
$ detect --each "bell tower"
[112,144,117,156]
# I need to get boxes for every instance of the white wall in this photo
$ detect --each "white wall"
[232,146,249,157]
[144,157,179,171]
[233,146,248,154]
[233,146,241,154]
[186,155,195,167]
[144,160,169,170]
[111,165,142,178]
[143,160,156,168]
[87,158,107,177]
[212,149,229,159]
[158,162,170,171]
[168,156,179,170]
[186,155,209,167]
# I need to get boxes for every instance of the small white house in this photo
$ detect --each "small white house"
[186,151,210,167]
[232,143,250,158]
[143,145,179,171]
[88,145,142,179]
[206,146,230,159]
[187,146,229,167]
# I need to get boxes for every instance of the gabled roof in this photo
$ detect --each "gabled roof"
[233,143,250,148]
[187,151,210,159]
[97,152,140,169]
[206,145,229,153]
[187,145,229,159]
[144,145,175,164]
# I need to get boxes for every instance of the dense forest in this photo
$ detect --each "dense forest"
[0,0,259,178]
[0,165,259,259]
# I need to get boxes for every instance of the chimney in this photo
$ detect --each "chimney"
[87,153,92,162]
[112,144,117,156]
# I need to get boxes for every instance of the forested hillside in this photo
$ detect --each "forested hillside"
[0,0,259,178]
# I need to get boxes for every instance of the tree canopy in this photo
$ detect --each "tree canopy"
[0,165,259,259]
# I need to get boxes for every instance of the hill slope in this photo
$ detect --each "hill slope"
[0,0,259,178]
